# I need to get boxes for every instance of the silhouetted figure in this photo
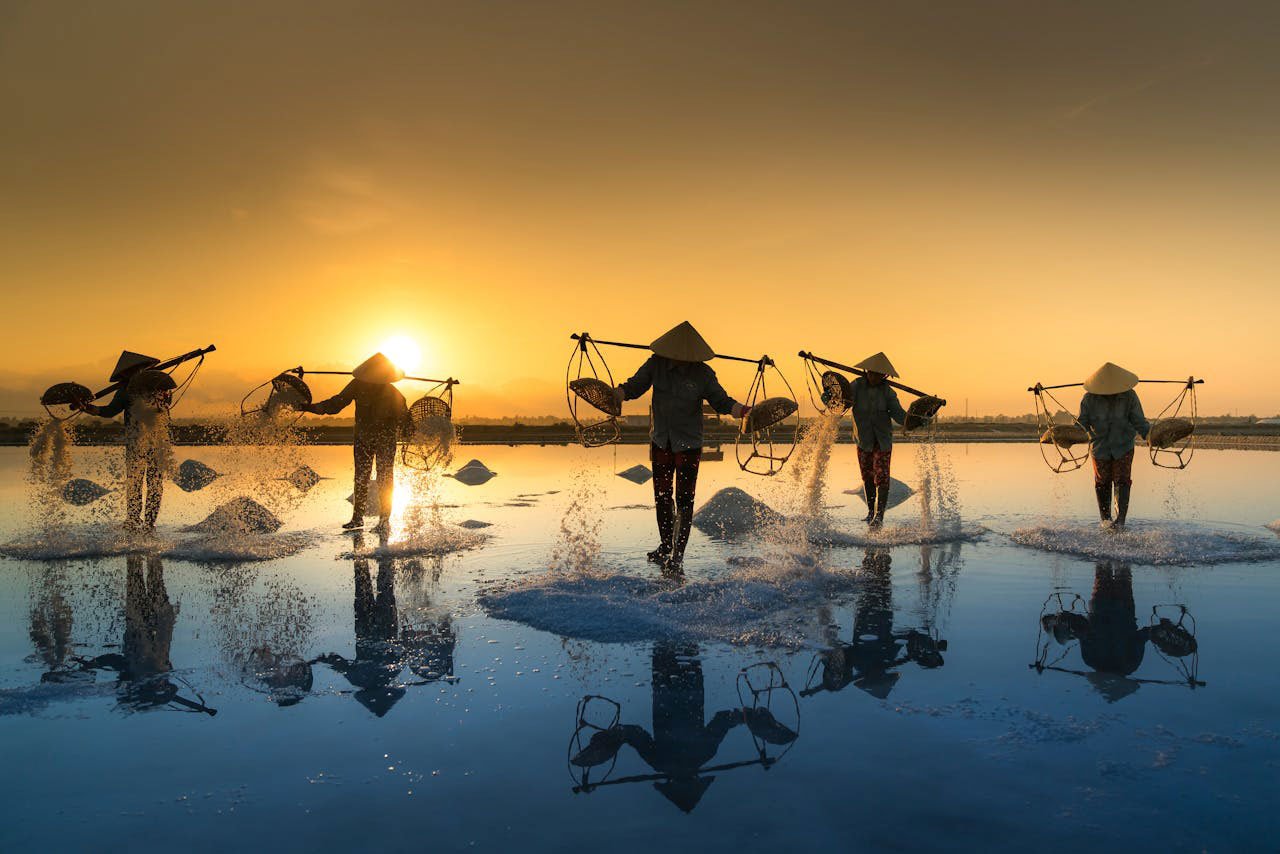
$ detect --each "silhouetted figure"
[1077,362,1150,530]
[76,352,175,530]
[316,541,405,716]
[613,323,749,571]
[846,353,907,527]
[301,353,412,533]
[802,549,947,700]
[76,555,215,714]
[570,644,798,812]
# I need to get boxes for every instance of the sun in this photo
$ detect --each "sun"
[378,334,422,375]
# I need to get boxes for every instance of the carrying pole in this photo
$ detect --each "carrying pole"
[289,367,459,386]
[1027,378,1204,393]
[798,351,941,402]
[89,345,217,401]
[571,333,770,366]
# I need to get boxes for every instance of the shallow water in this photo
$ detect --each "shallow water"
[1,443,1278,851]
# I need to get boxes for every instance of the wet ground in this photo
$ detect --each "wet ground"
[2,443,1278,851]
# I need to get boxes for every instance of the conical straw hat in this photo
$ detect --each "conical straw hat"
[353,352,404,384]
[1084,362,1139,395]
[854,352,899,377]
[650,321,715,362]
[110,350,160,382]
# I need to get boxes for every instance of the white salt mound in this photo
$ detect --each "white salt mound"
[458,519,493,529]
[186,497,283,534]
[616,464,653,485]
[1010,520,1280,566]
[61,478,110,506]
[173,459,220,492]
[450,460,497,486]
[285,465,323,491]
[844,477,914,510]
[692,487,783,539]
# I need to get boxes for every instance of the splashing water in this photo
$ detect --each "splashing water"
[27,419,76,530]
[209,408,312,520]
[549,461,605,576]
[913,427,962,535]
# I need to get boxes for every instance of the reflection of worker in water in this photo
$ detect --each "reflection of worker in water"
[803,549,946,699]
[613,323,750,573]
[316,545,406,716]
[75,351,175,531]
[847,353,907,528]
[570,644,733,812]
[300,353,412,534]
[76,555,214,714]
[1077,362,1150,530]
[1035,562,1202,700]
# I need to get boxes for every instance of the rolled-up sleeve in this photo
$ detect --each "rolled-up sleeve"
[619,356,656,401]
[90,387,130,419]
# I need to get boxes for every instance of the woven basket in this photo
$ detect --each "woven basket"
[569,378,621,416]
[1040,424,1091,448]
[820,371,851,410]
[1148,418,1194,449]
[904,395,945,431]
[40,382,92,407]
[266,373,311,412]
[743,396,798,434]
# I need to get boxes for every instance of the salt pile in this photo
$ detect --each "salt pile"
[479,562,859,647]
[61,479,110,506]
[284,465,323,491]
[844,478,914,510]
[1009,520,1280,566]
[449,460,497,486]
[1268,520,1280,536]
[186,497,283,534]
[458,519,492,529]
[616,464,653,485]
[691,487,784,539]
[173,459,220,492]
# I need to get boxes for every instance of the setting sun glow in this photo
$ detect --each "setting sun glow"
[379,335,422,376]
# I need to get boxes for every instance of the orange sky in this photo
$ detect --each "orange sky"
[2,1,1278,418]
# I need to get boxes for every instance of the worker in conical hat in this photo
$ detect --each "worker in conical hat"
[300,353,413,533]
[848,352,907,528]
[74,352,174,532]
[1077,362,1150,530]
[612,322,751,572]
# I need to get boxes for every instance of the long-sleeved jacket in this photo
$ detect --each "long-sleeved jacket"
[619,356,739,453]
[849,377,906,451]
[1077,390,1150,461]
[306,380,411,436]
[85,386,140,427]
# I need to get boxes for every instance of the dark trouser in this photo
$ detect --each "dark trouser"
[125,445,164,527]
[353,429,398,520]
[651,443,702,559]
[1092,449,1135,487]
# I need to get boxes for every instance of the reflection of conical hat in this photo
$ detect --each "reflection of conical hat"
[653,776,715,813]
[854,352,898,377]
[1084,362,1139,395]
[650,322,714,362]
[110,351,160,382]
[352,352,404,384]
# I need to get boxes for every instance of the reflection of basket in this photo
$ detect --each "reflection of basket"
[743,397,798,434]
[903,395,945,431]
[569,378,620,417]
[1148,417,1194,450]
[1040,424,1090,448]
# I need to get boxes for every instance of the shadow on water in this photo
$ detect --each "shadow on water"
[567,644,800,813]
[1031,561,1205,701]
